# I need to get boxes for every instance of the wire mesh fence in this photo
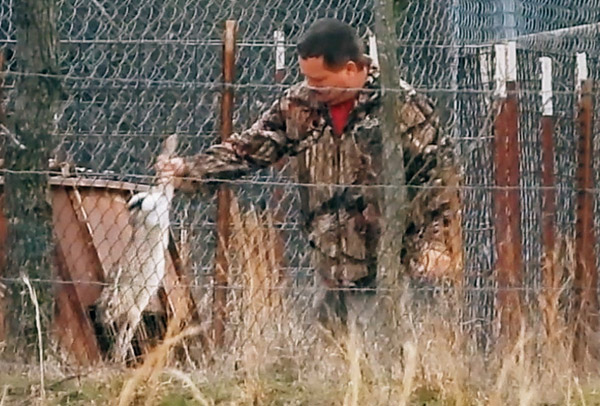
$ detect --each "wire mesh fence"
[1,0,600,398]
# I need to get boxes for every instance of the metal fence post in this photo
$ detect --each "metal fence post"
[213,20,237,347]
[493,42,524,341]
[538,57,560,340]
[573,52,599,361]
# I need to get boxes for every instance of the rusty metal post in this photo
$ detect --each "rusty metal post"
[573,52,598,360]
[540,57,556,260]
[271,29,288,221]
[540,116,556,262]
[0,50,5,128]
[274,30,286,84]
[0,50,6,342]
[493,43,524,341]
[538,57,560,339]
[268,30,288,274]
[213,20,237,347]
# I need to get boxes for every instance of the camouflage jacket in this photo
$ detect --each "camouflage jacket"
[183,67,462,287]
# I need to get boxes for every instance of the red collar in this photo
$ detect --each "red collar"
[328,98,355,136]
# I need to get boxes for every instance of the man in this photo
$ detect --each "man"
[158,18,462,325]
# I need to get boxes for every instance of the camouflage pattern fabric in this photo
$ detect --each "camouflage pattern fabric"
[182,66,462,288]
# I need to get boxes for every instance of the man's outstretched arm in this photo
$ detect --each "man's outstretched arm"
[158,87,324,189]
[184,96,290,182]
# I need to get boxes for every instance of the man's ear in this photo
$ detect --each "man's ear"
[345,60,359,73]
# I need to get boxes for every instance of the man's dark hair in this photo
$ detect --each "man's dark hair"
[297,18,367,68]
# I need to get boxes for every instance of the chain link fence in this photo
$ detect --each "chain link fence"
[1,0,600,401]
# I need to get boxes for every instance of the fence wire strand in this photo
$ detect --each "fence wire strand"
[0,0,600,384]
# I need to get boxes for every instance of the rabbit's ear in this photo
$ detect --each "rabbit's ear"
[127,192,148,211]
[161,134,178,158]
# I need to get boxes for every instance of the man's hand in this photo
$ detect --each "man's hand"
[156,156,186,177]
[155,155,186,188]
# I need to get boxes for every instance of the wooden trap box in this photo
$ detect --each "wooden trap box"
[0,176,197,365]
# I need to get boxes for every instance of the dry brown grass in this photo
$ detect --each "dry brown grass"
[3,217,600,405]
[2,306,600,405]
[115,320,207,406]
[228,197,288,403]
[539,236,575,349]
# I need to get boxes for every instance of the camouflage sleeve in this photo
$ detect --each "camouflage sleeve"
[182,95,291,183]
[399,91,463,278]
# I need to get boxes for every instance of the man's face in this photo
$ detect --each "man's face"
[298,56,366,105]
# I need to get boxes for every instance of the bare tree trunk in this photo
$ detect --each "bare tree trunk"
[3,0,61,353]
[374,0,407,289]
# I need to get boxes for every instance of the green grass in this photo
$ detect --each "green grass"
[4,371,600,405]
[0,371,439,406]
[4,369,600,406]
